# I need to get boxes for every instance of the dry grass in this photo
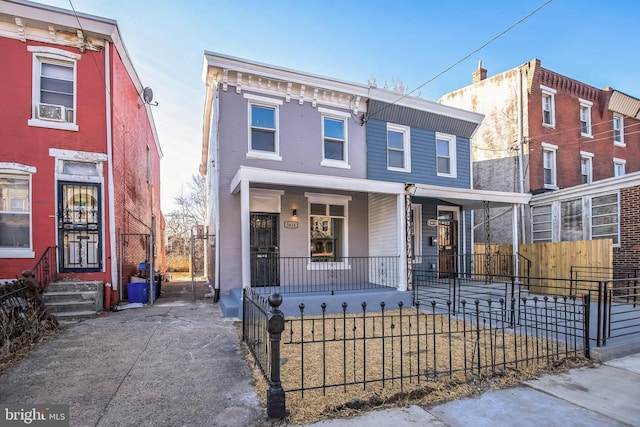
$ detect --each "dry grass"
[241,309,591,425]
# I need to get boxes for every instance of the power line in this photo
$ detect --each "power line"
[367,0,554,120]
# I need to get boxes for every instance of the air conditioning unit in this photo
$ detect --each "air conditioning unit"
[38,103,65,121]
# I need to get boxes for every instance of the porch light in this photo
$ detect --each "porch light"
[405,183,417,195]
[292,208,297,218]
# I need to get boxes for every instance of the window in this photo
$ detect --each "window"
[614,158,626,177]
[541,86,556,127]
[542,143,557,188]
[244,93,282,160]
[436,132,457,177]
[532,204,553,242]
[591,193,619,245]
[580,151,593,184]
[613,114,624,146]
[387,123,411,172]
[320,108,350,168]
[28,46,80,131]
[561,199,583,241]
[309,204,344,261]
[0,165,35,258]
[579,99,592,136]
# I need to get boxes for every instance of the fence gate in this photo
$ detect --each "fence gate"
[190,230,216,303]
[117,231,153,302]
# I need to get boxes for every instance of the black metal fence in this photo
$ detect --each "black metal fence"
[251,256,400,294]
[32,246,57,292]
[244,289,589,417]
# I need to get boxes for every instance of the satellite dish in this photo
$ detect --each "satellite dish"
[143,87,154,104]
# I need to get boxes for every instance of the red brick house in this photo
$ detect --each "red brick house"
[440,59,640,270]
[0,0,164,308]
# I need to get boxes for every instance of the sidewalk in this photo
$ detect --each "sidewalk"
[1,285,639,427]
[305,352,640,427]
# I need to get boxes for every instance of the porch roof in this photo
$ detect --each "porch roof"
[230,166,531,209]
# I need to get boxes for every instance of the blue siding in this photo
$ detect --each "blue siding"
[367,118,471,189]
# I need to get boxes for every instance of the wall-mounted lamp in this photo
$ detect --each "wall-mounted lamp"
[292,208,297,218]
[405,183,417,195]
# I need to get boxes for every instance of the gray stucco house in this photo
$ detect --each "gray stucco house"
[200,52,530,316]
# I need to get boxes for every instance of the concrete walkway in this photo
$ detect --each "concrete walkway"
[2,281,640,426]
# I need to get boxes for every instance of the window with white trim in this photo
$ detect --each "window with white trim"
[0,165,35,258]
[321,111,349,167]
[436,132,457,178]
[28,47,80,131]
[613,114,624,146]
[387,123,411,172]
[579,99,592,136]
[580,151,593,184]
[614,158,626,177]
[244,93,282,160]
[591,193,619,245]
[306,193,350,263]
[531,204,552,242]
[542,143,557,188]
[541,86,556,127]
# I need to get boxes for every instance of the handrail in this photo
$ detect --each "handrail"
[30,246,57,292]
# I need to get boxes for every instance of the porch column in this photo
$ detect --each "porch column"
[241,180,251,289]
[512,203,519,282]
[397,194,408,292]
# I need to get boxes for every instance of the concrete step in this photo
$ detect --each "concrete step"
[43,291,98,304]
[45,300,98,314]
[54,310,99,323]
[220,290,241,317]
[46,281,102,293]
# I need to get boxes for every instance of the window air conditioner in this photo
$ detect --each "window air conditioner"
[38,103,65,121]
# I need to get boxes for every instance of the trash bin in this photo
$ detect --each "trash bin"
[127,282,149,303]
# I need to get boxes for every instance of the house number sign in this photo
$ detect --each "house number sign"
[426,219,438,227]
[284,221,299,229]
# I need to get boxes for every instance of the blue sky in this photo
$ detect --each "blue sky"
[34,0,640,212]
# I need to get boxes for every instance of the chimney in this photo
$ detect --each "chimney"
[472,60,487,83]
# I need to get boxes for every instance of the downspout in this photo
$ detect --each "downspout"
[105,41,119,300]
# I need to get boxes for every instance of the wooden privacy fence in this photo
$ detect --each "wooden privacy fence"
[477,240,613,294]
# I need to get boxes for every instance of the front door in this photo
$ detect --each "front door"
[250,213,279,287]
[437,209,458,278]
[58,182,102,272]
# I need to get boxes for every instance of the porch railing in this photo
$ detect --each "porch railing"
[31,246,57,292]
[250,255,400,294]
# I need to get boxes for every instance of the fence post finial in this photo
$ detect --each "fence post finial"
[267,293,286,418]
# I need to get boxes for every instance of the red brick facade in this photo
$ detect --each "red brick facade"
[615,186,640,271]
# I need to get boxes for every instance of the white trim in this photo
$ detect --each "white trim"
[0,163,36,174]
[249,189,284,213]
[386,123,411,173]
[318,107,351,118]
[105,41,117,290]
[321,113,349,167]
[247,98,281,159]
[579,100,592,137]
[613,114,625,147]
[580,151,594,158]
[242,92,284,105]
[49,148,108,162]
[27,45,81,60]
[580,151,593,184]
[540,85,557,94]
[435,132,457,178]
[321,160,351,169]
[542,142,558,189]
[614,157,626,177]
[305,192,352,204]
[306,192,350,262]
[541,86,556,128]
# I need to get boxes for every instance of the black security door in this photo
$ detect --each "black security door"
[250,213,279,286]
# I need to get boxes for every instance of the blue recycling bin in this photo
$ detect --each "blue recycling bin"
[127,282,149,303]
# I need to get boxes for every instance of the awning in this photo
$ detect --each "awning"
[411,183,531,210]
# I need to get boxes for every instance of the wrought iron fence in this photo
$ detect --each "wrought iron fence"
[242,288,272,381]
[250,256,400,294]
[31,246,57,292]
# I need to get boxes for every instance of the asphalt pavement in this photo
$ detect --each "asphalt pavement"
[1,280,639,426]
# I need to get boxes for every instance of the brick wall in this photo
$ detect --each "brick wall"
[615,186,640,271]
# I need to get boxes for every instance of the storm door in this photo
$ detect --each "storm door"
[250,213,279,287]
[58,182,102,272]
[437,210,458,278]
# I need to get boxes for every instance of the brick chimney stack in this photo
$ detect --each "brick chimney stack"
[473,60,487,83]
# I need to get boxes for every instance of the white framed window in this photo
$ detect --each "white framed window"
[531,204,553,242]
[436,132,457,178]
[306,193,351,267]
[244,93,282,161]
[319,108,350,169]
[0,163,37,258]
[579,99,592,137]
[591,193,619,245]
[386,123,411,172]
[614,158,626,177]
[28,46,80,132]
[561,198,583,241]
[542,142,558,188]
[580,151,593,184]
[613,114,625,146]
[541,85,556,127]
